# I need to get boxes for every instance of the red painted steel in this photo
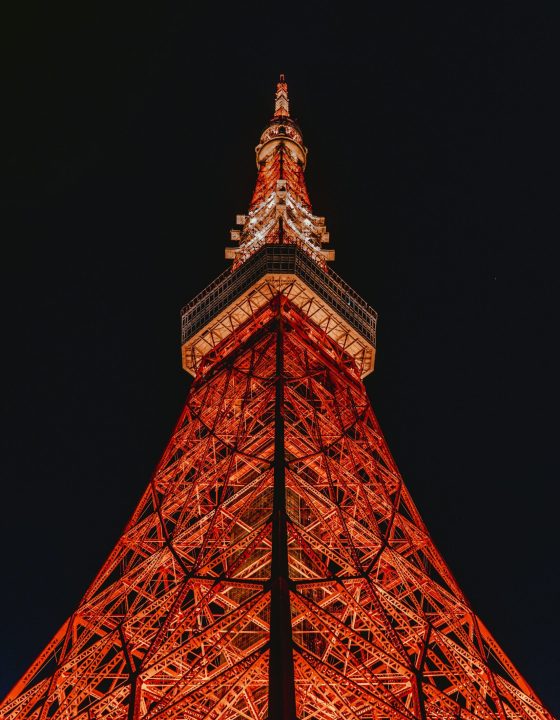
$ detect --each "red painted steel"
[1,77,554,720]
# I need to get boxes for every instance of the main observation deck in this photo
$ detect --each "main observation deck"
[181,244,377,378]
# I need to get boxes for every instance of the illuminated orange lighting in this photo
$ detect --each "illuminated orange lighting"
[1,76,553,720]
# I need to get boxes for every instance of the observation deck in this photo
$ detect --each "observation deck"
[181,245,377,378]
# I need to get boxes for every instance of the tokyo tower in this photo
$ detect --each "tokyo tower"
[1,77,554,720]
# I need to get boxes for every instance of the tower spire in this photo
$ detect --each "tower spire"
[274,73,290,117]
[224,75,336,271]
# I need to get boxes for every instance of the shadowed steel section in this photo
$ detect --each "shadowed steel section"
[181,245,377,347]
[267,304,297,719]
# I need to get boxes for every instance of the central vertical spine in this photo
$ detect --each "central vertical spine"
[268,301,297,720]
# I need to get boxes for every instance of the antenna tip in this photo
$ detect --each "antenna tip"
[274,74,290,117]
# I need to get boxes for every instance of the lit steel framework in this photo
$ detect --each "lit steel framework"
[1,77,554,720]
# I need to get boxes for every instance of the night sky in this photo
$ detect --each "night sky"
[2,2,558,714]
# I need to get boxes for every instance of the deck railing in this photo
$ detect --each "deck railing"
[181,245,377,346]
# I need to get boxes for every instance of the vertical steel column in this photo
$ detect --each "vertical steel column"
[267,301,297,720]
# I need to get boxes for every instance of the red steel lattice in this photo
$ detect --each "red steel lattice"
[1,78,554,720]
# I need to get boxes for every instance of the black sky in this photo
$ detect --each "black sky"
[2,1,559,713]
